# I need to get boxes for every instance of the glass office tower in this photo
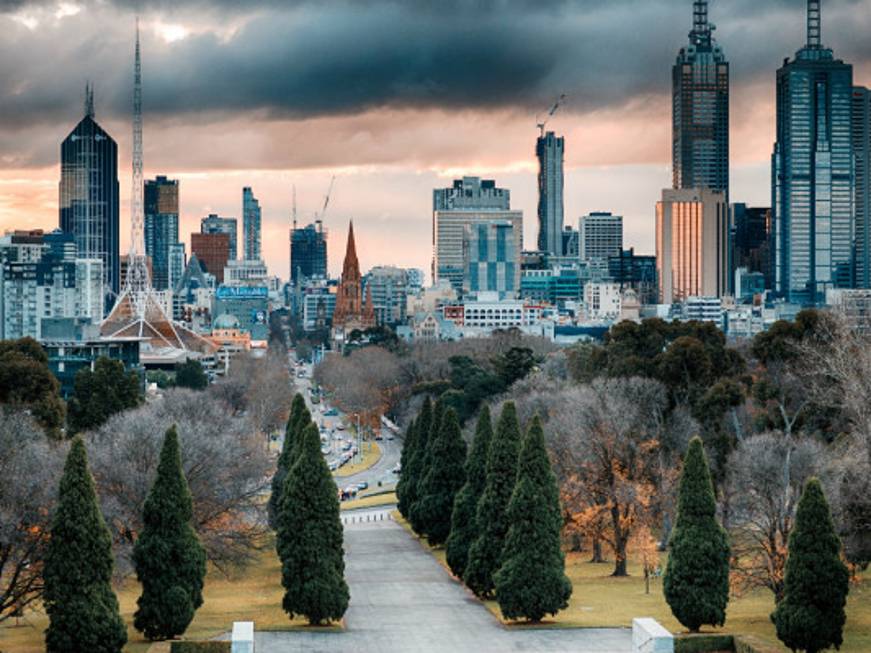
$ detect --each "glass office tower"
[290,220,328,284]
[672,0,729,198]
[854,86,871,288]
[536,132,565,256]
[772,0,854,304]
[59,89,120,304]
[242,186,262,261]
[144,176,179,290]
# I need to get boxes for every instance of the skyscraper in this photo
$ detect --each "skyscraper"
[290,220,328,284]
[59,87,120,305]
[656,188,729,304]
[144,175,179,290]
[191,233,230,284]
[579,212,623,261]
[772,0,854,304]
[463,220,519,298]
[536,132,565,255]
[242,186,261,261]
[433,177,522,293]
[201,214,238,261]
[672,0,729,198]
[854,86,871,288]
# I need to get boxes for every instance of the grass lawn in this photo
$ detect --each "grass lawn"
[341,490,397,511]
[333,441,381,478]
[393,512,870,652]
[0,544,338,653]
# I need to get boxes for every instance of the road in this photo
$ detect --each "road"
[251,511,631,652]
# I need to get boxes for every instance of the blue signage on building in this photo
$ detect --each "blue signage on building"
[215,286,268,300]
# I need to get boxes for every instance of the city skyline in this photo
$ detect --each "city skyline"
[2,0,871,279]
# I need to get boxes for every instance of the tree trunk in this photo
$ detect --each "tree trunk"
[612,535,628,576]
[590,537,604,563]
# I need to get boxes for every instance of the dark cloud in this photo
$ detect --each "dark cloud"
[0,0,870,167]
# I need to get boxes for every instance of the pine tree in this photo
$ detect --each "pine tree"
[415,408,468,545]
[771,478,850,653]
[43,437,127,653]
[446,405,493,578]
[401,397,432,529]
[133,426,207,640]
[495,415,572,621]
[276,423,349,625]
[409,399,444,535]
[663,436,730,632]
[396,420,417,518]
[464,402,521,598]
[269,394,308,529]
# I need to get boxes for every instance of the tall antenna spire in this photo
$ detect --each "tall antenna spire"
[84,82,94,119]
[807,0,821,48]
[292,184,297,229]
[689,0,712,47]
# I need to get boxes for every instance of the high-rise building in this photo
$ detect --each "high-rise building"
[608,248,658,306]
[656,188,729,304]
[191,232,231,284]
[290,220,328,284]
[168,243,186,292]
[579,212,623,261]
[536,132,565,255]
[731,204,772,290]
[672,0,729,198]
[772,0,854,304]
[364,266,410,326]
[59,88,120,305]
[854,86,871,288]
[144,176,179,290]
[463,220,519,298]
[561,226,579,258]
[242,187,261,261]
[433,177,522,293]
[201,214,238,261]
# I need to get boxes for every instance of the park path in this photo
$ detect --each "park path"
[253,509,631,653]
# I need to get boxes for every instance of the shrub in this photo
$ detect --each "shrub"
[675,634,734,653]
[170,642,231,653]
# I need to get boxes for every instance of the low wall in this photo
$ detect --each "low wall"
[633,617,675,653]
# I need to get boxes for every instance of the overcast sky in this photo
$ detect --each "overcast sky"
[1,0,870,279]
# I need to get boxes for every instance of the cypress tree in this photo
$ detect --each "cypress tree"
[401,397,432,530]
[415,408,468,545]
[269,394,308,529]
[276,423,349,625]
[446,406,493,578]
[495,415,571,622]
[464,402,521,598]
[133,426,207,640]
[772,478,850,653]
[396,419,417,518]
[43,437,127,653]
[664,436,730,632]
[409,399,444,535]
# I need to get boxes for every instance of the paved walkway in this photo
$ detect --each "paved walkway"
[253,510,631,652]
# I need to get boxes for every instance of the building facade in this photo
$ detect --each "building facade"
[242,186,261,261]
[536,132,565,256]
[854,86,871,288]
[656,188,729,304]
[144,176,179,290]
[364,266,410,326]
[433,177,522,293]
[191,232,231,284]
[579,212,623,261]
[672,0,729,198]
[59,91,120,303]
[607,248,658,306]
[168,242,186,291]
[731,204,772,290]
[201,214,238,261]
[772,1,854,304]
[290,220,328,284]
[463,220,519,298]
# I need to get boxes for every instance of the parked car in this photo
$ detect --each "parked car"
[323,408,338,417]
[391,463,401,474]
[356,481,369,491]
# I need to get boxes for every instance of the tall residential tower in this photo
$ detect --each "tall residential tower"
[772,0,854,304]
[854,86,871,288]
[536,132,565,255]
[144,175,179,290]
[242,186,261,261]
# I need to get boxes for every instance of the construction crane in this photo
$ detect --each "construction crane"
[315,175,336,223]
[536,94,567,138]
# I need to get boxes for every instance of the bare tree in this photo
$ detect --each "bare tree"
[0,412,64,622]
[726,432,824,600]
[87,389,272,573]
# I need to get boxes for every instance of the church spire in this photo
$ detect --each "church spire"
[342,220,359,279]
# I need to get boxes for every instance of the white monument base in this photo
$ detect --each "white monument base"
[231,621,254,653]
[632,617,674,653]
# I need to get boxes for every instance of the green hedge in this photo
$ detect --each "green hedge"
[675,634,735,653]
[169,642,231,653]
[734,635,783,653]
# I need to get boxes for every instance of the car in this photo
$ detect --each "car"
[336,423,346,431]
[343,486,358,497]
[328,461,339,471]
[323,408,338,417]
[391,463,401,474]
[356,481,369,491]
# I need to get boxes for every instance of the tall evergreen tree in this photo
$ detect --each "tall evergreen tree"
[268,394,307,529]
[396,420,417,518]
[494,415,571,621]
[43,438,127,653]
[409,399,444,535]
[664,436,730,632]
[415,408,468,545]
[276,423,349,625]
[133,426,207,640]
[400,397,432,528]
[446,406,493,578]
[772,478,850,653]
[464,402,521,598]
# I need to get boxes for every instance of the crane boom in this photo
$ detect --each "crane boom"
[536,93,567,137]
[316,175,336,223]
